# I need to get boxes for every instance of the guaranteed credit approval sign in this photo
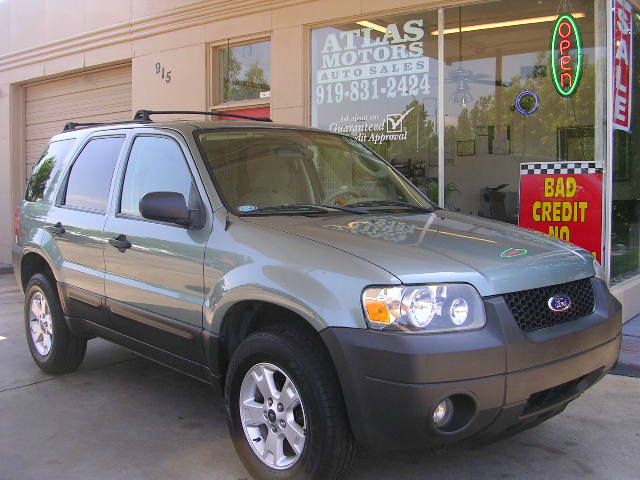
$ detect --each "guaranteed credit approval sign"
[519,162,603,263]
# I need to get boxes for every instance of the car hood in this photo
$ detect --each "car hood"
[241,210,595,297]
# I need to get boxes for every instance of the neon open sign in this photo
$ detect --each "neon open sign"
[551,14,583,97]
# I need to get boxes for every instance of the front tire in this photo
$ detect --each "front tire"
[225,326,356,480]
[24,273,87,374]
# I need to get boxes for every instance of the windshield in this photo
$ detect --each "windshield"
[196,128,434,214]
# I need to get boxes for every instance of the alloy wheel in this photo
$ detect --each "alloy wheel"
[29,291,53,356]
[239,362,307,470]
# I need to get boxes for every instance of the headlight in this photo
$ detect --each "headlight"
[362,284,486,333]
[593,257,606,281]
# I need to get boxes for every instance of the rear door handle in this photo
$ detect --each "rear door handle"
[109,234,132,253]
[47,222,65,235]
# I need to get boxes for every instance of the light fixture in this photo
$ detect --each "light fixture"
[433,398,454,428]
[430,12,587,35]
[356,20,387,33]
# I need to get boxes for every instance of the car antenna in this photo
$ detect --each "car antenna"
[133,109,273,122]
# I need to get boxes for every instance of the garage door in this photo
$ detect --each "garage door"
[25,64,132,177]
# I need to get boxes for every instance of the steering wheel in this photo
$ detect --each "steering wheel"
[324,187,365,205]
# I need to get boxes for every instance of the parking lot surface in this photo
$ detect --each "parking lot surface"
[1,274,638,480]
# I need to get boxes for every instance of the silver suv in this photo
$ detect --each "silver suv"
[14,110,622,480]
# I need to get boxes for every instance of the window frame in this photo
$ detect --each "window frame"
[56,134,126,215]
[114,132,207,230]
[208,35,272,113]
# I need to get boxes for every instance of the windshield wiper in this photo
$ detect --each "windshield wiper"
[241,203,369,216]
[344,200,434,212]
[241,204,330,215]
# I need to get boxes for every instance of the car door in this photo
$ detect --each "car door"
[46,134,126,325]
[103,130,212,363]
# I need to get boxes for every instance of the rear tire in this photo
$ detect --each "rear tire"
[225,326,357,480]
[24,273,87,374]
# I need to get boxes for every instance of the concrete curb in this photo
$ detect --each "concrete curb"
[610,316,640,378]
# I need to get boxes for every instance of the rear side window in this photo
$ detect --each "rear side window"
[25,139,75,202]
[119,136,198,218]
[64,136,124,212]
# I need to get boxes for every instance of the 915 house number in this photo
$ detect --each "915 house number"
[155,62,172,83]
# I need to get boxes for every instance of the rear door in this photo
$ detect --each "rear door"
[103,130,212,363]
[46,134,126,323]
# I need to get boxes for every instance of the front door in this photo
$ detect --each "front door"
[103,132,211,363]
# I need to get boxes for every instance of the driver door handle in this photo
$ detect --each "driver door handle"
[47,222,65,235]
[109,234,132,253]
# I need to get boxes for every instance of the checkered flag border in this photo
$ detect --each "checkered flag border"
[520,162,604,175]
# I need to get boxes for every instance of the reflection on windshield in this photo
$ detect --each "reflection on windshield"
[196,129,433,214]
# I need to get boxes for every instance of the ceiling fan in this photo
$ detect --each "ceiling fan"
[447,7,513,107]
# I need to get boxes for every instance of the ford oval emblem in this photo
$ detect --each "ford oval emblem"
[548,295,572,313]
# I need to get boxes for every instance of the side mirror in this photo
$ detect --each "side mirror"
[139,191,200,227]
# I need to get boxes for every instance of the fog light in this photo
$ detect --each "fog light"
[433,398,453,428]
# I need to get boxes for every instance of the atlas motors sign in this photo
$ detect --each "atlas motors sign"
[614,0,634,131]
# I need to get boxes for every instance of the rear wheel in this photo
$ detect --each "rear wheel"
[24,273,87,374]
[225,326,356,480]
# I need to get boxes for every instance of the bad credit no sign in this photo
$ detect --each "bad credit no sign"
[519,162,603,263]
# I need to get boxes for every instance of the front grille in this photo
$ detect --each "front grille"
[503,278,595,332]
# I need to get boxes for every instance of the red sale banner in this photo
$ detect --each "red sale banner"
[519,162,603,263]
[614,0,633,131]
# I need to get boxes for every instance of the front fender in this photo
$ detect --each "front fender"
[202,213,400,334]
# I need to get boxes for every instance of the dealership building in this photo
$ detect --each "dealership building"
[0,0,639,320]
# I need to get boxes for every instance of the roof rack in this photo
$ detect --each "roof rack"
[62,119,151,133]
[62,109,273,133]
[133,109,273,123]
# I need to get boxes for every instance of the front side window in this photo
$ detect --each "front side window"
[196,129,430,213]
[64,136,124,212]
[218,40,272,103]
[120,136,198,218]
[26,139,75,202]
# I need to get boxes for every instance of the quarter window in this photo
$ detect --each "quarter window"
[120,136,198,218]
[26,139,75,202]
[64,136,124,212]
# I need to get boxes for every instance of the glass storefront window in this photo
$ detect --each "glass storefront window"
[443,0,604,223]
[310,0,607,266]
[612,1,640,283]
[310,13,439,198]
[219,40,271,103]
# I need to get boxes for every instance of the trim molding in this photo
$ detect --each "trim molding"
[0,0,309,72]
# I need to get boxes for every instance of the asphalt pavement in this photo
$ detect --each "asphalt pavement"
[1,273,638,480]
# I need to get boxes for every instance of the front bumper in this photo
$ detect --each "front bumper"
[321,278,622,450]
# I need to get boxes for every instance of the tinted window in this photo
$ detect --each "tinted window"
[26,139,75,202]
[64,136,124,212]
[120,136,197,217]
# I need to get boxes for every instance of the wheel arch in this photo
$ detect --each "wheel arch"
[20,250,57,292]
[213,298,336,384]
